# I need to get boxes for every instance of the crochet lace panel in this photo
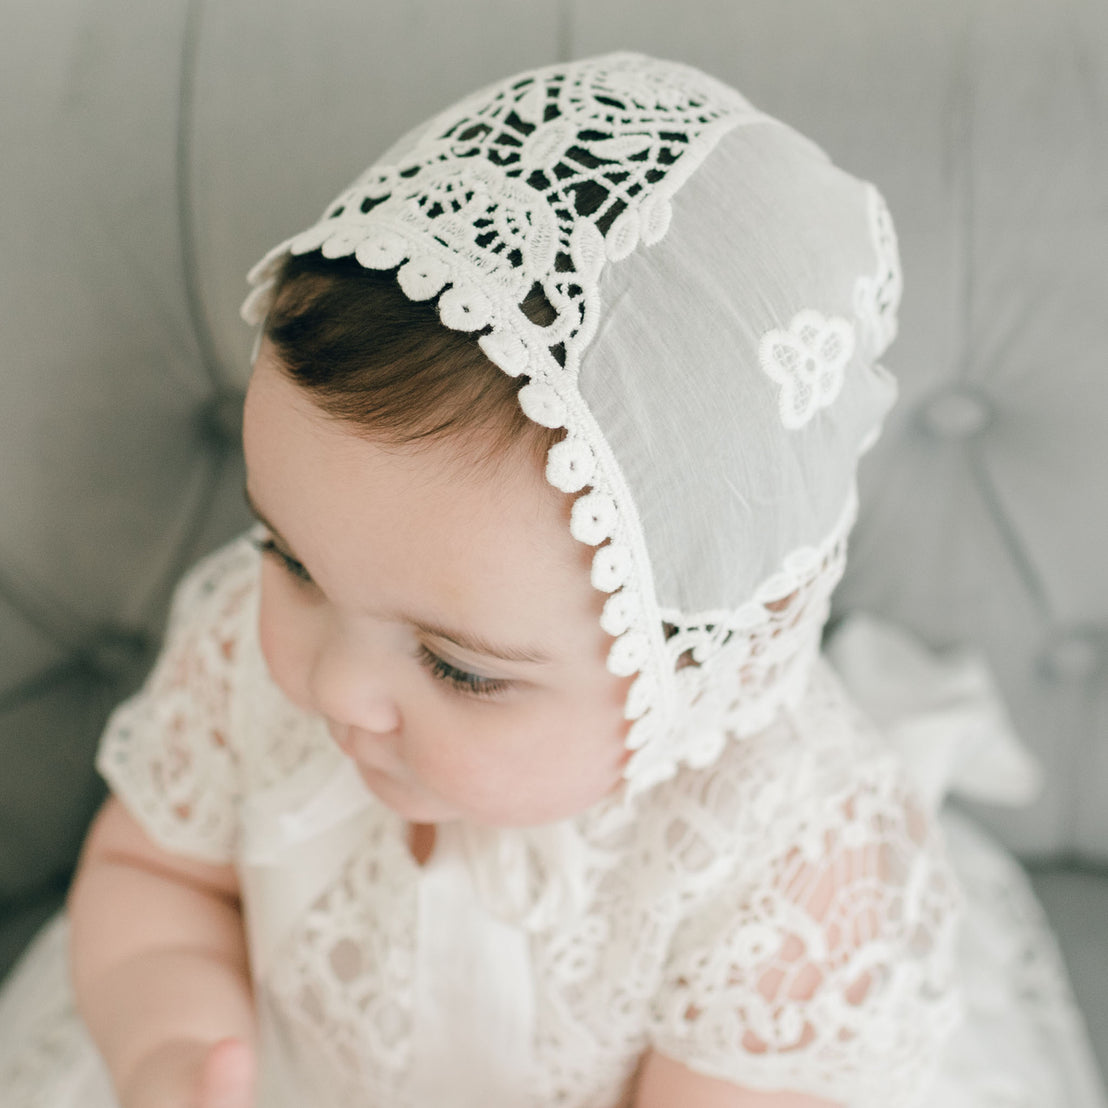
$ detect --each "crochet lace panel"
[260,815,421,1107]
[91,542,962,1107]
[633,486,857,793]
[240,52,888,794]
[249,668,963,1108]
[642,667,964,1103]
[96,541,257,863]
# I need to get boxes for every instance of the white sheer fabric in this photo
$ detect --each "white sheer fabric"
[242,52,899,794]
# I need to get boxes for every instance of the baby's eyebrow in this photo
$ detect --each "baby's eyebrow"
[411,620,551,665]
[243,484,551,666]
[244,485,293,549]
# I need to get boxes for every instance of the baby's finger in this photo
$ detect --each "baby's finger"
[197,1038,255,1108]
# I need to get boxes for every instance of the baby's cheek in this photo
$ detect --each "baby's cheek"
[257,585,313,712]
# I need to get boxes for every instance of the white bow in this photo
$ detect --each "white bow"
[826,613,1043,814]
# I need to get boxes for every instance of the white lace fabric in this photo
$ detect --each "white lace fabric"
[6,49,1108,1108]
[89,539,961,1107]
[645,678,962,1101]
[94,548,252,863]
[241,52,900,795]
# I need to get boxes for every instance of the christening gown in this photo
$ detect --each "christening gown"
[0,536,1104,1108]
[4,49,1108,1108]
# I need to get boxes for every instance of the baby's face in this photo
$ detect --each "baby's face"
[242,345,634,828]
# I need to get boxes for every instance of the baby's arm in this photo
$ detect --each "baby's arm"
[68,794,256,1108]
[634,1050,840,1107]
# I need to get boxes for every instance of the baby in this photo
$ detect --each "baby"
[36,53,967,1107]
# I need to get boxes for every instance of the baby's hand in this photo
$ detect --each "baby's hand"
[120,1037,255,1108]
[197,1039,256,1108]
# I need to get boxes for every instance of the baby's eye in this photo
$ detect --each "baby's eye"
[251,535,314,586]
[416,644,513,699]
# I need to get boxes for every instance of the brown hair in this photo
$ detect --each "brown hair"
[262,251,562,468]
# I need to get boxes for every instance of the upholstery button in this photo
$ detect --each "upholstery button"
[916,385,994,439]
[1039,627,1106,682]
[196,390,245,447]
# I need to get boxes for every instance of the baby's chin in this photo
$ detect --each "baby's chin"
[355,764,457,824]
[358,762,627,830]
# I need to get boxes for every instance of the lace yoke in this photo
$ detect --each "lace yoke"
[91,537,963,1107]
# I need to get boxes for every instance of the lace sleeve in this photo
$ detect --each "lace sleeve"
[95,536,260,864]
[647,697,963,1106]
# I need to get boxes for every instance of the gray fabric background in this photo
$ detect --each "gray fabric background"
[2,0,1106,1072]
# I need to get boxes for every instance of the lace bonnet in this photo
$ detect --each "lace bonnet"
[242,52,900,798]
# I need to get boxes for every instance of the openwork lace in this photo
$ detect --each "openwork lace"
[95,543,255,861]
[242,52,880,793]
[86,540,964,1107]
[93,541,961,1105]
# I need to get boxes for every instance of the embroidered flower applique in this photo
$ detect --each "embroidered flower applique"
[758,310,856,430]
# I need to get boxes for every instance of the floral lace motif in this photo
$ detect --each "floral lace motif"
[242,54,906,795]
[96,541,257,862]
[645,665,963,1103]
[260,813,420,1106]
[241,53,785,794]
[758,310,856,430]
[244,666,963,1108]
[629,174,903,788]
[622,488,857,793]
[82,544,963,1107]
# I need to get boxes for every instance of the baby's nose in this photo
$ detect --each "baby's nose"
[308,636,401,737]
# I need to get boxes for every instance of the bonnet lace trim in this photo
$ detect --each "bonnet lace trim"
[242,53,896,793]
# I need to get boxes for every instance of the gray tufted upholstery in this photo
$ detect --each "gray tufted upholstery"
[3,0,1107,1071]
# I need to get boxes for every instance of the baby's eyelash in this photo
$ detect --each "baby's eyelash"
[251,535,314,585]
[251,536,509,699]
[416,644,512,699]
